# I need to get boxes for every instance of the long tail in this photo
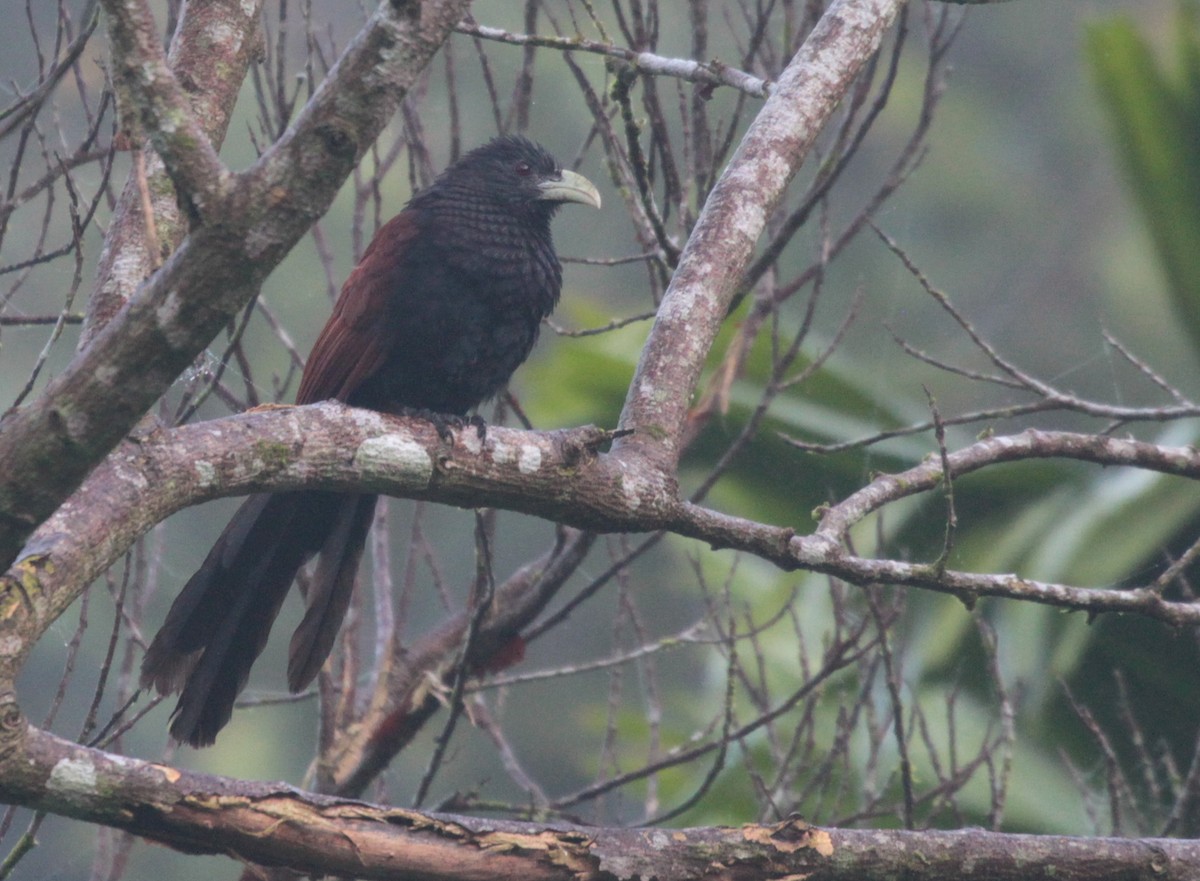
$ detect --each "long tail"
[140,491,377,747]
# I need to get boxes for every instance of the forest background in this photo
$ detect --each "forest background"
[1,0,1198,879]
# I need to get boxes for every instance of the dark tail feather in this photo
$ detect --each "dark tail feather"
[140,491,370,747]
[288,494,378,690]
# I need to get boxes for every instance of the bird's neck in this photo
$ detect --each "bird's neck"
[419,185,552,230]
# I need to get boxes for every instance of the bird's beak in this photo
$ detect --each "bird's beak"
[537,169,602,210]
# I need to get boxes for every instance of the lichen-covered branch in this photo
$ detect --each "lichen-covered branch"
[86,0,266,341]
[614,0,906,470]
[6,405,1199,690]
[100,0,233,226]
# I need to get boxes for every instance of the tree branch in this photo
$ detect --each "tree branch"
[100,0,232,224]
[86,0,266,341]
[454,20,772,98]
[6,405,1200,695]
[0,724,1194,880]
[613,0,905,470]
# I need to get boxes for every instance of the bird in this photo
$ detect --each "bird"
[140,136,602,747]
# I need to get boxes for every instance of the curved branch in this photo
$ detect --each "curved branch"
[3,404,670,667]
[7,408,1200,693]
[680,427,1200,625]
[815,429,1200,541]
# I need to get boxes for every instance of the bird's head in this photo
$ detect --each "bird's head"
[429,135,602,221]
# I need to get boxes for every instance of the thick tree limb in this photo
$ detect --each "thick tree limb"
[0,724,1195,880]
[100,0,233,226]
[5,405,1199,689]
[5,406,665,658]
[614,0,905,470]
[86,0,265,342]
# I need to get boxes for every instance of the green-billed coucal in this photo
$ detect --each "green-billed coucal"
[141,136,602,746]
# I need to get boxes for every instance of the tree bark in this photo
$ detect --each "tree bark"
[2,726,1195,880]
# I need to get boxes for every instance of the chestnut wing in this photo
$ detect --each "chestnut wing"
[295,212,420,405]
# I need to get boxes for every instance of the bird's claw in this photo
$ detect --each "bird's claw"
[399,408,487,443]
[468,414,488,441]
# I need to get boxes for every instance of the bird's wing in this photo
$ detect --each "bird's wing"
[296,211,421,404]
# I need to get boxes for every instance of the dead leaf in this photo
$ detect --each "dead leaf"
[742,819,834,857]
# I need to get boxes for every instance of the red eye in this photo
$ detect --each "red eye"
[515,161,532,176]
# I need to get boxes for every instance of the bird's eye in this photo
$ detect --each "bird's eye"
[514,161,532,176]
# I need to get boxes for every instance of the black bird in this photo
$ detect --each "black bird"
[141,136,601,746]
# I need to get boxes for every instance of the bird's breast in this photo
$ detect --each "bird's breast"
[352,212,562,415]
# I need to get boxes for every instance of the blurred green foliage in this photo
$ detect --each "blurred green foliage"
[1088,4,1200,352]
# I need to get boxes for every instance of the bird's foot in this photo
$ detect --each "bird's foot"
[467,414,488,441]
[399,408,486,443]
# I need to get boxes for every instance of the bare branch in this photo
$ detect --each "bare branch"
[455,19,771,98]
